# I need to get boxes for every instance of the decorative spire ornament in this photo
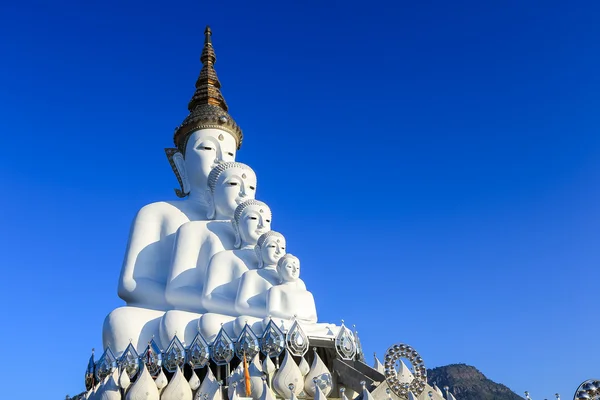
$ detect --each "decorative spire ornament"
[173,26,243,152]
[85,348,95,391]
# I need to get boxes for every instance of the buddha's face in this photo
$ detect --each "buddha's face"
[213,167,257,219]
[279,256,300,282]
[238,205,271,246]
[184,128,237,190]
[260,236,286,266]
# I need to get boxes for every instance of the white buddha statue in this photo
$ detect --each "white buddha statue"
[103,26,244,355]
[197,200,272,338]
[157,164,258,346]
[267,254,317,324]
[164,161,257,312]
[235,231,290,317]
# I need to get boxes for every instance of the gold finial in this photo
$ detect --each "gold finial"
[173,26,242,151]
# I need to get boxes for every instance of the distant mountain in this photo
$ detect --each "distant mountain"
[427,364,524,400]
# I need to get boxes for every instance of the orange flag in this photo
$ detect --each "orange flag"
[243,352,251,397]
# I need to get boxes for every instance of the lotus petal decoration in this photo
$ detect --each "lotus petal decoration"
[161,366,193,400]
[272,350,303,397]
[188,369,201,391]
[126,364,160,400]
[304,348,332,397]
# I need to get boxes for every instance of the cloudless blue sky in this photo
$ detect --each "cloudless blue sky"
[1,0,599,398]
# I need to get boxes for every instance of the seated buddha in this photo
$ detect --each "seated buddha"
[197,200,272,338]
[267,254,317,324]
[103,27,244,356]
[158,164,258,347]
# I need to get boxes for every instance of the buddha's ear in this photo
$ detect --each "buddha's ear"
[206,196,216,220]
[232,220,241,249]
[254,245,263,268]
[165,148,189,197]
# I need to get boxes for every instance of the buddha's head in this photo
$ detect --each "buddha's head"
[255,231,286,269]
[276,254,300,283]
[166,128,238,198]
[232,200,272,249]
[207,162,257,220]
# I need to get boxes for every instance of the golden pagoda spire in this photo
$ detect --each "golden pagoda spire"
[187,26,228,112]
[173,26,242,151]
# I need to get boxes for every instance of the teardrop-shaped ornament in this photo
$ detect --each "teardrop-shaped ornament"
[196,367,220,400]
[161,366,193,400]
[260,318,285,358]
[235,323,260,360]
[155,369,168,390]
[247,354,265,399]
[262,356,276,376]
[334,322,356,360]
[303,348,332,397]
[125,363,160,400]
[187,332,210,369]
[119,368,131,391]
[99,368,121,400]
[211,327,235,365]
[272,350,303,397]
[188,369,201,391]
[95,347,117,382]
[164,335,186,373]
[286,320,309,356]
[118,343,140,380]
[141,338,163,378]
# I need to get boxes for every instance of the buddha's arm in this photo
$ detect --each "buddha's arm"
[201,252,234,314]
[266,287,288,320]
[298,292,318,323]
[164,223,204,310]
[118,205,165,304]
[235,274,264,318]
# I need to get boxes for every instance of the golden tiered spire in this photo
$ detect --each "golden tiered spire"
[187,26,228,112]
[173,26,242,151]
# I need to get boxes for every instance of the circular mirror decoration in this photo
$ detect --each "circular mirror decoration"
[383,343,427,399]
[574,379,600,400]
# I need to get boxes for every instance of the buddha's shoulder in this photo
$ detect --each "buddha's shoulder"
[135,200,187,219]
[177,219,233,236]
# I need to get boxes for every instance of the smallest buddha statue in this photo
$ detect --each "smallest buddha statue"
[266,254,317,324]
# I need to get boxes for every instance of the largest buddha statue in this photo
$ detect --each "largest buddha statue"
[103,27,337,356]
[103,27,244,354]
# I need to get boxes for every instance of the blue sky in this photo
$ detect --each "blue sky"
[0,0,598,398]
